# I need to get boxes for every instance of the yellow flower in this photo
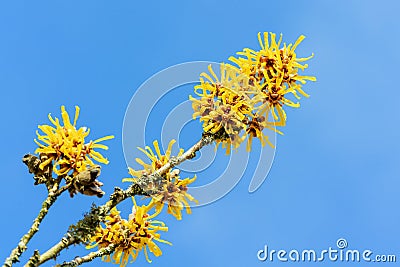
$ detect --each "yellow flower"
[34,106,114,176]
[123,140,198,220]
[201,101,246,136]
[123,139,183,184]
[87,202,171,266]
[149,172,198,220]
[190,32,316,153]
[215,133,244,155]
[190,64,255,153]
[229,32,316,125]
[193,64,253,117]
[255,73,300,126]
[243,114,276,152]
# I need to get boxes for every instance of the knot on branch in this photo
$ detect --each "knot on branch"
[169,156,179,166]
[61,234,72,245]
[131,174,163,196]
[109,186,126,203]
[202,129,223,144]
[25,250,40,267]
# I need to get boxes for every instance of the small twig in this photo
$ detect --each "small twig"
[55,244,116,267]
[24,250,40,267]
[26,235,77,267]
[57,184,71,195]
[154,133,214,177]
[35,134,214,266]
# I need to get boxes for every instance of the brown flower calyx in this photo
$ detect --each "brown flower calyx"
[22,153,52,186]
[68,165,105,198]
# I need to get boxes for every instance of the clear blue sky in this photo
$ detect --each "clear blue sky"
[1,1,399,266]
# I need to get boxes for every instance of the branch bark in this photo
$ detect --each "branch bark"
[55,244,116,267]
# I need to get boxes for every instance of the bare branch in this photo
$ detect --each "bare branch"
[55,244,116,267]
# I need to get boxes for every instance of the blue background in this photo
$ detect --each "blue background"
[1,0,399,266]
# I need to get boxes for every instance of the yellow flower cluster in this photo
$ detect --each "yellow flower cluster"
[123,140,198,220]
[91,140,197,265]
[190,32,316,153]
[149,173,197,221]
[34,106,114,176]
[230,32,316,123]
[87,202,171,266]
